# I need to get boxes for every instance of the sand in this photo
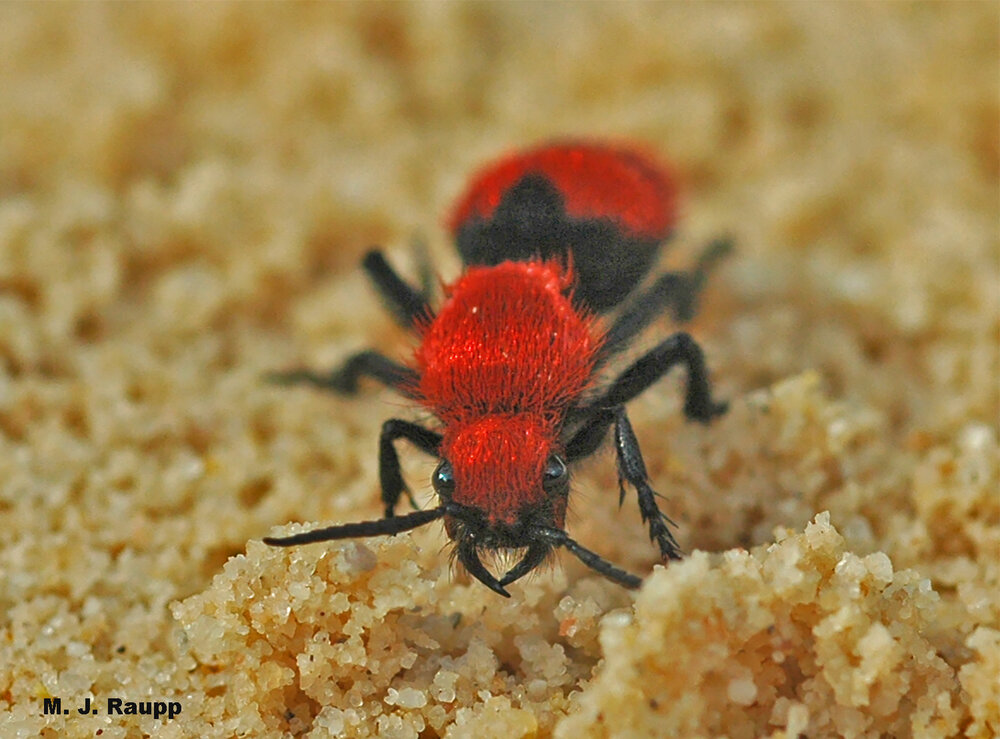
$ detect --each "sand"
[1,3,997,738]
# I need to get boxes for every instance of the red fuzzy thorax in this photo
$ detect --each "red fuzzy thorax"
[448,141,677,242]
[414,260,603,523]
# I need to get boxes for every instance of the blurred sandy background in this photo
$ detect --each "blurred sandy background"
[1,3,997,738]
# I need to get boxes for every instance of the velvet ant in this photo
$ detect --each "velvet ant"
[265,141,729,596]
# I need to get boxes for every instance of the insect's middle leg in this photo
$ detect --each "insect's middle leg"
[566,331,727,463]
[266,350,418,397]
[378,419,441,517]
[266,249,428,396]
[602,332,727,422]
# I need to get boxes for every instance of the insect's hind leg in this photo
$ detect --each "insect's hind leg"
[600,237,732,361]
[266,350,418,397]
[362,249,433,330]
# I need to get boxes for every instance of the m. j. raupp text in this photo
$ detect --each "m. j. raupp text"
[43,697,182,720]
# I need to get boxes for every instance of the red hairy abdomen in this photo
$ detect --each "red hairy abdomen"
[416,261,602,422]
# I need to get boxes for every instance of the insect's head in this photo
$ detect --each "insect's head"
[430,413,570,595]
[265,411,642,597]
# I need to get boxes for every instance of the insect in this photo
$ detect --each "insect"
[265,141,729,596]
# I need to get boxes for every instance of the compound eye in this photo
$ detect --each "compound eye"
[433,460,455,496]
[542,454,568,491]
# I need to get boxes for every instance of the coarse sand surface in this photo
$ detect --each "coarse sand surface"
[1,4,997,738]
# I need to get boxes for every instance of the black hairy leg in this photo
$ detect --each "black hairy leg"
[361,249,433,329]
[266,249,428,395]
[612,407,683,560]
[531,526,644,589]
[265,350,418,397]
[378,419,442,516]
[599,237,732,361]
[565,405,684,560]
[601,332,727,422]
[565,331,727,462]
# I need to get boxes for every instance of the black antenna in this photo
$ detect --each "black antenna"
[531,527,643,589]
[264,507,447,547]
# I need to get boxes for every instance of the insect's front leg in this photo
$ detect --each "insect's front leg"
[378,419,441,517]
[613,407,682,561]
[563,404,682,560]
